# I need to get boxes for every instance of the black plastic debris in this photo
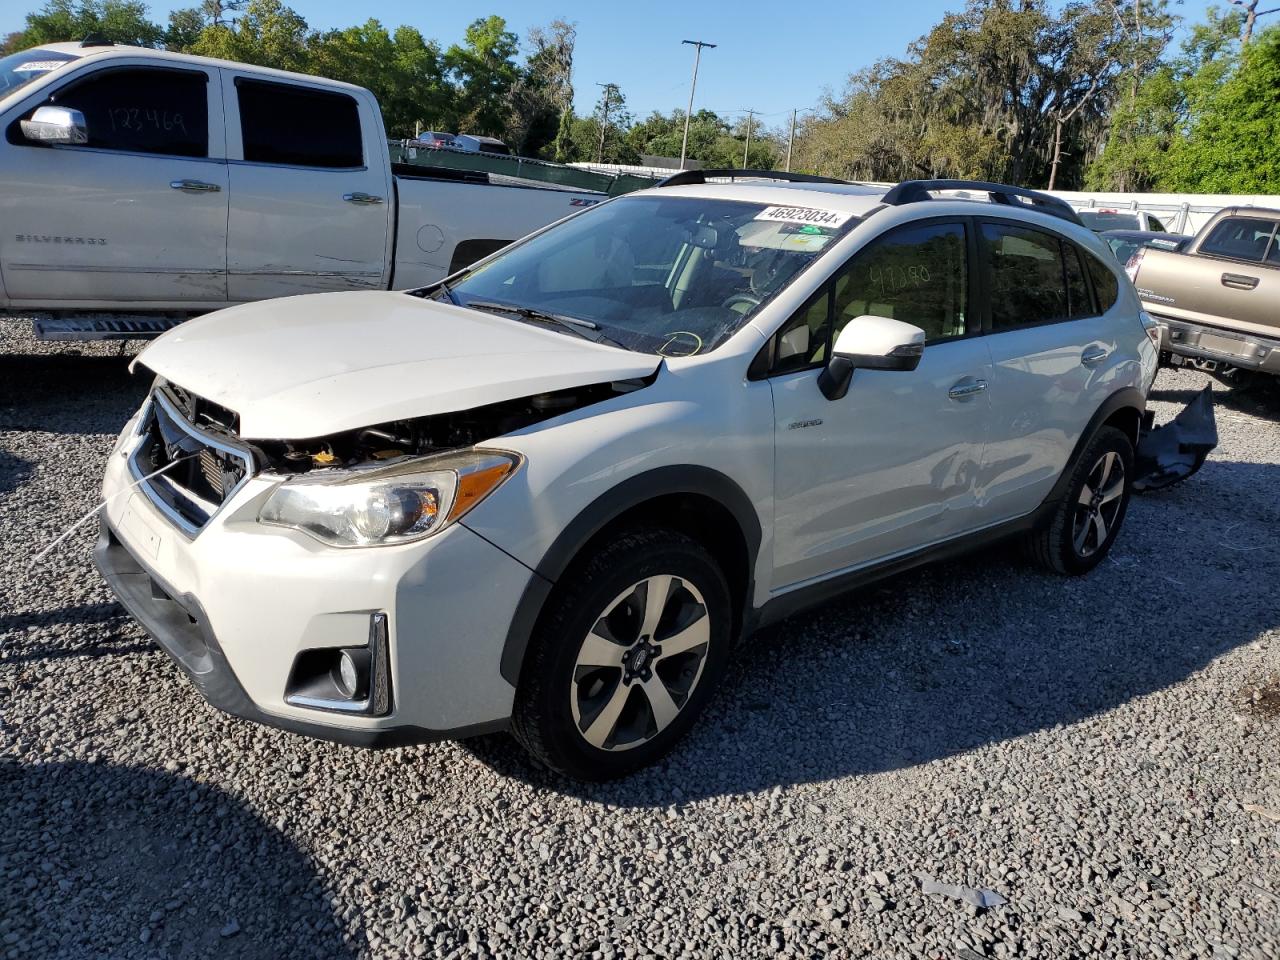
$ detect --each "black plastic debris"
[1133,385,1218,492]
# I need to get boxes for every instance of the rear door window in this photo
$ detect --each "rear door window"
[236,78,362,168]
[22,66,208,157]
[982,223,1072,329]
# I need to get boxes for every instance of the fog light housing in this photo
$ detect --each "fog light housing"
[285,612,392,716]
[335,648,371,700]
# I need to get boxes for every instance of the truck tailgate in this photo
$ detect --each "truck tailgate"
[1135,247,1280,340]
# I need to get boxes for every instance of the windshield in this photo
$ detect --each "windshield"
[1079,210,1141,231]
[440,195,858,356]
[0,48,77,99]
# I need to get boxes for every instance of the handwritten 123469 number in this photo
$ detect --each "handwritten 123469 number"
[108,107,189,136]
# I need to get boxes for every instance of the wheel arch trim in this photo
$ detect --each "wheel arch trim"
[490,465,762,686]
[1043,386,1145,508]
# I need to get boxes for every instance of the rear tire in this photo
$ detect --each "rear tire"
[511,528,732,780]
[1025,426,1133,576]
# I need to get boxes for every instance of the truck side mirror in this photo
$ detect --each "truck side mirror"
[817,314,926,401]
[20,106,88,145]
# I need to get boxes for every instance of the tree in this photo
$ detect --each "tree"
[14,0,165,48]
[189,0,308,72]
[444,16,519,136]
[1166,24,1280,191]
[506,19,575,158]
[793,0,1171,189]
[1086,7,1245,190]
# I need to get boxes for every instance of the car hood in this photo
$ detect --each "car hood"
[135,291,660,439]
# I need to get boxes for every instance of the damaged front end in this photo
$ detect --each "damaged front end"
[1133,385,1218,492]
[141,375,649,546]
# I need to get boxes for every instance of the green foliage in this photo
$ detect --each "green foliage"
[16,0,165,48]
[1168,25,1280,191]
[622,109,777,169]
[795,0,1175,189]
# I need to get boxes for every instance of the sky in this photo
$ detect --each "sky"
[0,0,976,127]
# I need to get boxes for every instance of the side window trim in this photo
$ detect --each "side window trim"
[762,215,975,378]
[231,75,365,171]
[7,63,216,160]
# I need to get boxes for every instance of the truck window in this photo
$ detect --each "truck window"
[15,66,208,158]
[1148,215,1168,232]
[236,78,362,168]
[1198,216,1278,263]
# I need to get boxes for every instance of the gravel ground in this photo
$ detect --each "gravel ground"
[1,315,1277,960]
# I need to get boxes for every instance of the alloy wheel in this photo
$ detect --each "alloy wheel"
[1072,450,1125,558]
[569,574,712,752]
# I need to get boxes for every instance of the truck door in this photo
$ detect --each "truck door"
[1180,215,1280,335]
[221,73,392,300]
[0,61,228,307]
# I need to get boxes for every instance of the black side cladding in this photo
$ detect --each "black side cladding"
[1133,386,1219,492]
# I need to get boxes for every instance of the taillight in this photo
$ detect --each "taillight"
[1140,311,1163,349]
[1124,246,1147,281]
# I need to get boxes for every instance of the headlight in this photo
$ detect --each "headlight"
[258,449,520,547]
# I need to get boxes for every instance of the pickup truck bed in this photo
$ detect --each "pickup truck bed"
[0,42,614,341]
[1130,206,1280,377]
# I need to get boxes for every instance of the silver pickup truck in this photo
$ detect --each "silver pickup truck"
[0,41,610,340]
[1129,206,1280,380]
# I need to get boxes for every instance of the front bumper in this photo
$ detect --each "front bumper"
[1154,314,1280,375]
[97,437,536,747]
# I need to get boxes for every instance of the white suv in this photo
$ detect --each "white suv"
[98,173,1160,779]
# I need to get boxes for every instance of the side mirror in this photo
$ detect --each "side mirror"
[20,106,88,145]
[817,314,925,401]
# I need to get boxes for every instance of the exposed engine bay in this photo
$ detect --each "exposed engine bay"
[161,377,647,473]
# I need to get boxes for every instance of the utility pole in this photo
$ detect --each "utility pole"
[595,82,615,163]
[785,108,797,172]
[741,109,756,167]
[679,39,716,171]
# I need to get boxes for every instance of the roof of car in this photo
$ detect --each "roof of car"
[632,181,889,217]
[11,43,369,93]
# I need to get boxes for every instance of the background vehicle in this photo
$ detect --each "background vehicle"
[1078,208,1171,232]
[454,134,511,155]
[98,173,1162,779]
[413,130,457,148]
[0,42,606,340]
[1129,206,1280,380]
[1102,229,1188,265]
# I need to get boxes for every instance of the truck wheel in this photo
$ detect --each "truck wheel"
[1025,426,1134,576]
[511,528,732,780]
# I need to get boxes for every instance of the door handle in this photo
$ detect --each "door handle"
[1221,272,1259,290]
[170,179,220,193]
[1080,345,1112,366]
[947,378,987,400]
[343,192,385,205]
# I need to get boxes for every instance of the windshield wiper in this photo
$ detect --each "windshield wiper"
[463,300,625,349]
[435,279,458,305]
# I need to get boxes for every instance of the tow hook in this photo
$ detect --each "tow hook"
[1133,386,1218,492]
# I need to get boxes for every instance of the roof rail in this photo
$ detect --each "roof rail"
[656,168,850,188]
[881,179,1084,226]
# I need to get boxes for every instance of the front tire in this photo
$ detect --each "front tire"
[511,528,732,780]
[1025,426,1134,576]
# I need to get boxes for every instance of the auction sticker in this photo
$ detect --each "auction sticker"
[753,205,854,229]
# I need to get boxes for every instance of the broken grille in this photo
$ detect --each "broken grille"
[128,389,254,535]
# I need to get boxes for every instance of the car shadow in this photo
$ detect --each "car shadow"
[0,760,361,959]
[0,352,147,435]
[464,458,1279,804]
[1149,374,1280,423]
[0,449,34,497]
